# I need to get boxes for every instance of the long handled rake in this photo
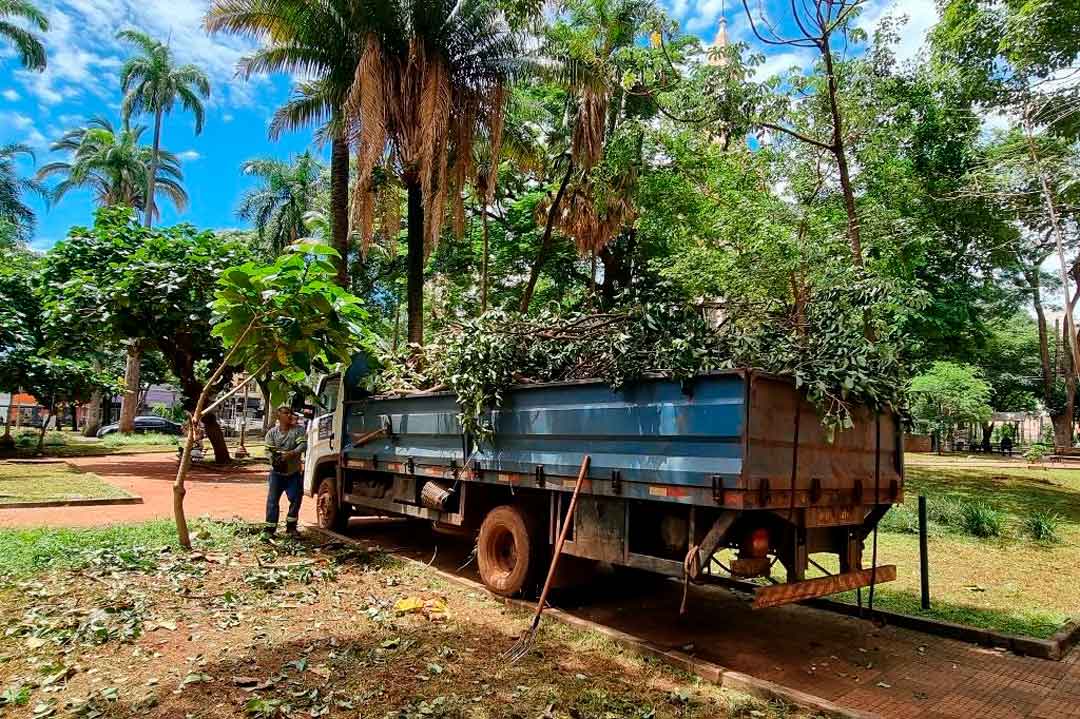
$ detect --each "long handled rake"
[503,454,591,664]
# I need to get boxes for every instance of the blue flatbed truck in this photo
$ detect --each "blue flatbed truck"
[303,366,901,608]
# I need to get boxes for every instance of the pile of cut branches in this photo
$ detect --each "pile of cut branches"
[372,279,909,441]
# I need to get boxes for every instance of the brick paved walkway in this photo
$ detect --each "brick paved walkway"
[0,452,316,527]
[340,518,1080,719]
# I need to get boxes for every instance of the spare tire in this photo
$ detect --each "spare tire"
[477,504,540,597]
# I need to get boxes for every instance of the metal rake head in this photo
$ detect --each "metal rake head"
[501,620,540,664]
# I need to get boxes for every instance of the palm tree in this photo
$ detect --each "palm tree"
[0,144,45,245]
[37,117,188,217]
[116,29,209,230]
[344,0,524,345]
[204,0,364,287]
[237,152,324,258]
[0,0,48,71]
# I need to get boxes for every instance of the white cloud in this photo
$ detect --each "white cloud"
[222,112,234,123]
[12,0,265,111]
[2,89,19,102]
[857,0,938,63]
[177,149,201,161]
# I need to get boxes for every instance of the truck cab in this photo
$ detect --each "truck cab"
[303,373,345,506]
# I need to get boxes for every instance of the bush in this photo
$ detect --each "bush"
[960,501,1006,538]
[1024,443,1050,463]
[926,497,964,527]
[1023,510,1062,544]
[100,432,179,447]
[879,504,919,534]
[13,430,68,447]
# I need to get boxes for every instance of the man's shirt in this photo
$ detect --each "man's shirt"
[265,425,307,475]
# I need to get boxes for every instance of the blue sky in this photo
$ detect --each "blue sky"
[0,0,936,250]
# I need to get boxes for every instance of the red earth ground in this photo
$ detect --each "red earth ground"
[0,452,316,527]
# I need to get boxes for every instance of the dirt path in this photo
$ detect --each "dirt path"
[341,518,1080,719]
[0,452,316,527]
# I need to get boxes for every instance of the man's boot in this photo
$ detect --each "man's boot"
[285,521,299,537]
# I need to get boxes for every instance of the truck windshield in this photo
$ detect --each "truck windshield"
[318,376,339,414]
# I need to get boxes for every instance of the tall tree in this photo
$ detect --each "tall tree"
[37,117,188,216]
[44,207,253,462]
[205,0,365,287]
[740,0,869,267]
[343,0,524,345]
[115,32,208,434]
[116,29,209,230]
[237,152,324,258]
[0,144,45,246]
[0,0,47,70]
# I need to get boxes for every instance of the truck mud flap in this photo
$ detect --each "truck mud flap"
[752,565,896,610]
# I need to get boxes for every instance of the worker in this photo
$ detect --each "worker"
[264,405,306,536]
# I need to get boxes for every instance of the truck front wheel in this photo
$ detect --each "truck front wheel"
[477,505,540,597]
[316,476,350,533]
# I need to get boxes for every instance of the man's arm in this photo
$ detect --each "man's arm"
[264,429,278,451]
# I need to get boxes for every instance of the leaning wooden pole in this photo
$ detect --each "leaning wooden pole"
[504,455,591,663]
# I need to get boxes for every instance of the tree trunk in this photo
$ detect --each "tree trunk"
[256,375,273,432]
[70,405,78,432]
[1027,268,1054,401]
[82,390,101,437]
[119,341,141,434]
[481,201,490,314]
[820,38,861,267]
[145,108,162,229]
[330,129,350,288]
[406,179,425,346]
[202,412,230,464]
[520,160,575,314]
[1024,112,1080,381]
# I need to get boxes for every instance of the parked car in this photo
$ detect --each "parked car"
[97,416,183,438]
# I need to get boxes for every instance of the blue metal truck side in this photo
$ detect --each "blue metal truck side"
[310,368,901,608]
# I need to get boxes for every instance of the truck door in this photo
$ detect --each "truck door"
[303,374,340,496]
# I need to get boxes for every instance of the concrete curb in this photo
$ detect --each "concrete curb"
[0,496,143,509]
[306,525,876,719]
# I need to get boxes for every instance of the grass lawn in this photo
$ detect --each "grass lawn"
[0,520,819,719]
[831,453,1080,638]
[2,429,181,458]
[0,461,133,505]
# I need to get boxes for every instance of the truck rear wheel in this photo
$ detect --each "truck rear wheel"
[477,505,541,597]
[316,476,350,533]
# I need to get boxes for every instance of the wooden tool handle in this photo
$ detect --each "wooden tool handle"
[532,455,591,620]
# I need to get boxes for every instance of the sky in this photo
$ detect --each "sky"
[0,0,938,250]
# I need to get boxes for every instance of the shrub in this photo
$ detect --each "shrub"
[960,501,1006,538]
[100,432,179,448]
[1023,510,1062,544]
[879,504,919,534]
[1024,443,1050,463]
[926,496,964,527]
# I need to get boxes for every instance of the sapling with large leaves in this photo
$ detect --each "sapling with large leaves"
[171,240,368,548]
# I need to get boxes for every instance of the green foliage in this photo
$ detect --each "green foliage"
[36,116,188,215]
[150,402,186,423]
[0,144,45,244]
[1022,510,1062,544]
[212,239,369,406]
[44,206,252,410]
[237,153,324,259]
[1024,443,1050,463]
[909,362,993,439]
[959,501,1007,538]
[0,518,243,580]
[376,275,909,441]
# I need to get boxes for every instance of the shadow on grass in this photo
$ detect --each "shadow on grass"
[832,587,1068,639]
[906,467,1080,525]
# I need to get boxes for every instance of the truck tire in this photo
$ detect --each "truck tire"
[477,505,541,597]
[316,477,350,533]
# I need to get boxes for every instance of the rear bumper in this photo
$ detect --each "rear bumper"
[752,565,896,609]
